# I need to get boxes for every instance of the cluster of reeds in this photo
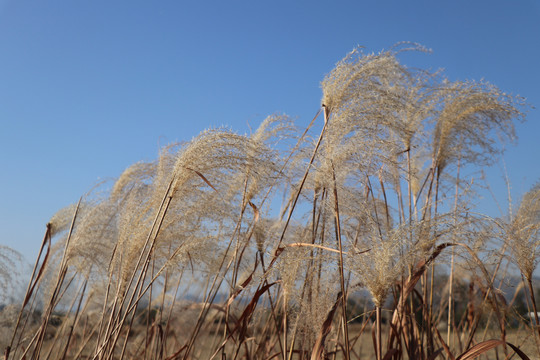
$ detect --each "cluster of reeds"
[2,43,538,359]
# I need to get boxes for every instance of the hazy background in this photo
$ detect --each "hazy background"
[1,0,539,264]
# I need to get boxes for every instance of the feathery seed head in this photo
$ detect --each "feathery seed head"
[0,246,24,303]
[508,182,540,280]
[111,161,156,201]
[48,203,80,238]
[432,80,524,172]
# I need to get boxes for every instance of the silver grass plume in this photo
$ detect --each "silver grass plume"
[431,80,524,173]
[507,182,540,280]
[48,203,81,238]
[347,210,405,307]
[275,223,341,346]
[114,162,162,292]
[348,211,457,307]
[241,114,295,205]
[110,161,156,202]
[0,246,24,304]
[317,45,430,195]
[65,198,118,278]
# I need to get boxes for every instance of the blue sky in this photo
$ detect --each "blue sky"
[1,0,539,262]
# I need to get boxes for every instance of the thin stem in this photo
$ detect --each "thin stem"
[331,162,350,360]
[527,277,540,341]
[376,305,382,360]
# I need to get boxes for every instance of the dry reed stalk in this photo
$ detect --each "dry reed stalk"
[94,243,119,355]
[183,220,257,359]
[526,278,540,341]
[94,177,176,360]
[257,252,285,357]
[59,280,87,360]
[310,292,342,360]
[6,223,52,360]
[182,220,250,359]
[27,198,81,360]
[40,277,87,360]
[330,161,350,360]
[447,157,462,347]
[162,268,185,356]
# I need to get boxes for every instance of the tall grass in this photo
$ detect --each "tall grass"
[2,43,537,360]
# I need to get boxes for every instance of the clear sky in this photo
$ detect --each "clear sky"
[1,0,539,263]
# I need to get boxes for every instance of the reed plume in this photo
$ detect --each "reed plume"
[507,182,540,281]
[0,246,24,304]
[431,80,524,174]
